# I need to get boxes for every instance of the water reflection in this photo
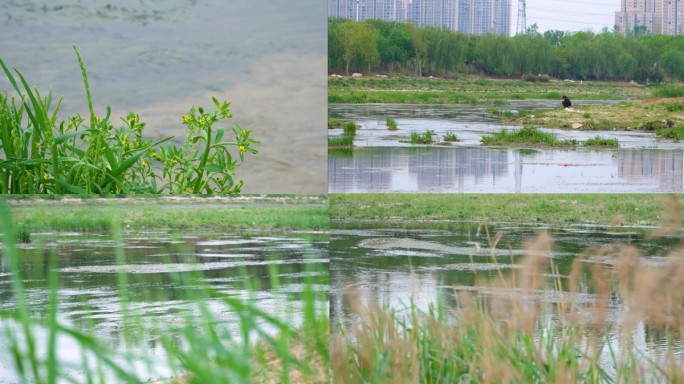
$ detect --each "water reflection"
[329,146,684,193]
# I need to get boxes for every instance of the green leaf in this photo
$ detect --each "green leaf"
[203,163,223,173]
[215,126,225,143]
[56,179,88,194]
[55,132,79,145]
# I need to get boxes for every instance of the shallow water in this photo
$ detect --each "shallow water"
[0,230,328,382]
[328,102,684,193]
[330,223,684,365]
[0,0,327,193]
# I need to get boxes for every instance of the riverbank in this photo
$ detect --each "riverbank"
[504,96,684,133]
[5,195,328,232]
[330,194,681,227]
[328,76,653,104]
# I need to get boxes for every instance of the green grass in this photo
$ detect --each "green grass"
[656,125,684,141]
[1,47,258,195]
[480,126,577,147]
[328,135,354,149]
[0,198,329,383]
[329,194,674,226]
[651,85,684,98]
[342,122,357,136]
[7,196,328,232]
[402,130,435,144]
[386,117,398,130]
[328,76,649,104]
[443,131,459,142]
[663,102,684,112]
[329,90,479,104]
[584,136,619,147]
[328,116,345,129]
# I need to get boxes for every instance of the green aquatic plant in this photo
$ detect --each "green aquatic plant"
[443,131,459,142]
[404,130,435,144]
[342,122,357,136]
[386,117,398,130]
[328,135,354,149]
[0,46,257,194]
[584,136,619,147]
[480,126,577,147]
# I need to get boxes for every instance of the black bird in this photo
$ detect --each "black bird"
[561,95,572,108]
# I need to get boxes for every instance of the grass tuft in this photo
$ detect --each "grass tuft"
[443,131,459,142]
[584,136,618,147]
[652,85,684,98]
[386,117,397,131]
[481,126,577,147]
[402,130,435,144]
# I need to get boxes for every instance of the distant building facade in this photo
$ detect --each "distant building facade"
[328,0,511,36]
[615,0,683,35]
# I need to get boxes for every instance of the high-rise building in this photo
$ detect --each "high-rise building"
[457,0,510,35]
[615,0,683,35]
[328,0,510,36]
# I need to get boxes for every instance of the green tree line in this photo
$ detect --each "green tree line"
[329,18,684,83]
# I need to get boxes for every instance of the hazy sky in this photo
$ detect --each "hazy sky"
[514,0,621,33]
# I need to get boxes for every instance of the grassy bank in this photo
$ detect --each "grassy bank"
[6,195,328,232]
[328,76,652,104]
[330,194,679,227]
[505,97,684,131]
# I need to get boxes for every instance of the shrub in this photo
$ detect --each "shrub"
[386,117,398,130]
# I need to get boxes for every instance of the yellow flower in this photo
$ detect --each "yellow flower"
[198,118,206,126]
[239,145,245,153]
[241,129,247,135]
[142,161,149,167]
[182,115,191,124]
[184,187,192,194]
[42,173,49,180]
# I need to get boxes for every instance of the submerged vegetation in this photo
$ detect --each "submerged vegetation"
[481,126,577,147]
[1,46,258,195]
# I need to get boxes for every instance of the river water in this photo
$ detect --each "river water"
[330,222,684,372]
[0,0,327,194]
[0,230,328,383]
[328,102,684,193]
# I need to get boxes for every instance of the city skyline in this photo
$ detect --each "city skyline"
[330,0,634,35]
